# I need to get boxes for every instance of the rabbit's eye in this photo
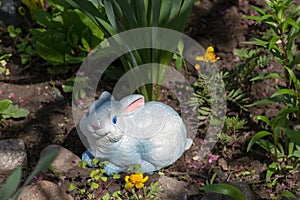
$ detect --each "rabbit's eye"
[112,116,117,124]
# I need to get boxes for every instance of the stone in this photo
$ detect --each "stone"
[18,180,73,200]
[0,139,27,174]
[39,145,81,174]
[156,176,187,200]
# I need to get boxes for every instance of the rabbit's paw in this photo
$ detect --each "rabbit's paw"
[82,150,97,167]
[139,161,157,174]
[104,163,125,176]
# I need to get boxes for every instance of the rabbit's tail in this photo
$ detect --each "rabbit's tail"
[185,138,193,150]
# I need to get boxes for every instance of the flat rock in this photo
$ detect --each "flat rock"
[156,176,187,200]
[18,180,73,200]
[0,139,27,174]
[39,145,81,174]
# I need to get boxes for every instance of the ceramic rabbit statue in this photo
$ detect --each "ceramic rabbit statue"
[79,91,192,175]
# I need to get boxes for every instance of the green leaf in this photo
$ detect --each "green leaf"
[251,5,266,15]
[242,15,262,21]
[68,183,77,191]
[247,131,272,152]
[0,67,6,74]
[266,162,278,182]
[280,191,297,199]
[199,183,246,200]
[65,0,115,36]
[0,100,12,114]
[74,9,104,40]
[34,10,62,28]
[62,85,73,93]
[90,170,100,179]
[256,139,276,154]
[242,38,268,47]
[9,108,29,119]
[0,167,22,200]
[175,55,183,71]
[90,182,99,190]
[36,34,69,63]
[12,150,58,199]
[288,6,300,18]
[247,96,287,107]
[112,173,121,179]
[284,17,299,29]
[255,115,271,125]
[291,150,300,158]
[271,89,296,97]
[282,128,300,145]
[101,176,108,182]
[268,35,280,51]
[250,73,282,81]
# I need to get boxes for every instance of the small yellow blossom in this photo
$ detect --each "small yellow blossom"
[5,68,10,76]
[125,173,149,189]
[195,63,201,73]
[196,46,220,63]
[0,60,7,67]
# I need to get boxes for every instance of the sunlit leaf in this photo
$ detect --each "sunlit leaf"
[255,115,271,125]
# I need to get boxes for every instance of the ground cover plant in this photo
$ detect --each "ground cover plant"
[0,0,300,199]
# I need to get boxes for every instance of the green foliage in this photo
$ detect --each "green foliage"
[30,0,105,73]
[7,25,37,65]
[0,53,11,75]
[69,160,112,199]
[0,150,58,200]
[143,182,162,200]
[191,72,248,122]
[62,76,92,100]
[7,25,22,39]
[125,181,162,200]
[0,99,29,123]
[244,0,300,186]
[224,115,247,134]
[66,0,194,101]
[205,171,218,186]
[69,161,162,199]
[233,47,272,81]
[173,39,187,72]
[200,183,246,200]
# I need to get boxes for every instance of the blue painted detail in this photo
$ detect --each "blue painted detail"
[81,150,96,167]
[112,115,117,124]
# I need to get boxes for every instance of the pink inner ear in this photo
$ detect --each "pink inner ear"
[124,98,144,113]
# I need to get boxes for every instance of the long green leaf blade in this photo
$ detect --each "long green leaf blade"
[247,131,272,152]
[0,168,22,200]
[11,150,58,199]
[200,183,246,200]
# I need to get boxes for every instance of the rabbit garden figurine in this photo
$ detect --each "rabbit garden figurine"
[80,91,192,175]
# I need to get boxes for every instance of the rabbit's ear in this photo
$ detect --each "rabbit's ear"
[89,91,113,114]
[121,95,144,113]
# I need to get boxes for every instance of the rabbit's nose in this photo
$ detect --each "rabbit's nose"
[91,124,101,131]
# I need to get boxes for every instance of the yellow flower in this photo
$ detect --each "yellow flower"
[194,63,201,74]
[196,46,220,63]
[125,173,149,189]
